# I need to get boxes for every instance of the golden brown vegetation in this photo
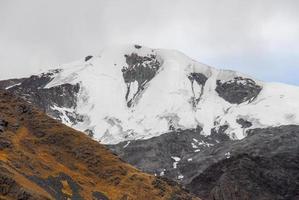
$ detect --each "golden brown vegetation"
[0,90,199,200]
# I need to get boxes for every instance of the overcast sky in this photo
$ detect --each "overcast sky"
[1,0,299,85]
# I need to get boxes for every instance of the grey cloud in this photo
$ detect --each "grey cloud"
[0,0,298,85]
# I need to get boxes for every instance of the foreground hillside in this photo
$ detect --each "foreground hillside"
[0,90,199,200]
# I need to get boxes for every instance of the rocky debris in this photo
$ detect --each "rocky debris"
[85,55,93,62]
[152,177,167,196]
[10,122,20,132]
[17,104,32,115]
[0,119,8,133]
[122,53,161,107]
[32,130,46,138]
[215,77,262,104]
[92,191,109,200]
[72,145,102,168]
[236,118,252,128]
[29,173,83,200]
[119,194,129,200]
[0,170,15,196]
[0,138,12,150]
[40,134,66,146]
[187,125,299,200]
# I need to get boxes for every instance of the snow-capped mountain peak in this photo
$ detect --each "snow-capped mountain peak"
[3,44,299,144]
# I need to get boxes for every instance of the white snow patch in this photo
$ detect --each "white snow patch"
[178,175,184,180]
[123,141,131,148]
[5,83,21,89]
[171,156,181,169]
[50,105,74,126]
[191,143,198,149]
[225,152,231,158]
[197,140,214,147]
[160,169,166,176]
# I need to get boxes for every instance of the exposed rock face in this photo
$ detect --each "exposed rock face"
[108,127,231,184]
[29,173,83,200]
[109,125,299,200]
[188,73,208,106]
[134,44,142,49]
[215,77,262,104]
[0,119,8,133]
[236,118,252,128]
[188,73,208,86]
[92,191,110,200]
[0,78,26,90]
[84,55,93,62]
[187,125,299,200]
[0,70,82,126]
[122,53,161,107]
[0,137,11,150]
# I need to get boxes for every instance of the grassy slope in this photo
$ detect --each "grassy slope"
[0,90,199,200]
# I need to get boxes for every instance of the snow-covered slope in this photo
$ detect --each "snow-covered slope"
[4,44,299,144]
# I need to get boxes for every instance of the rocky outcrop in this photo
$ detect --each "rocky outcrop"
[0,138,11,150]
[0,119,8,133]
[29,173,83,200]
[0,70,82,125]
[215,77,262,104]
[0,166,49,200]
[134,44,142,49]
[188,73,208,106]
[92,191,109,200]
[84,55,93,62]
[236,118,252,128]
[122,53,161,107]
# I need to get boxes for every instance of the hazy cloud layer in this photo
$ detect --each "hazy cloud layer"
[0,0,298,85]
